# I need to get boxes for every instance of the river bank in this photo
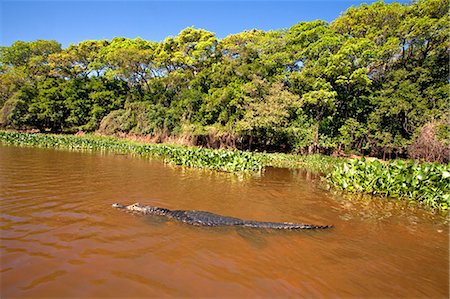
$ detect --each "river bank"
[0,130,341,173]
[1,130,448,211]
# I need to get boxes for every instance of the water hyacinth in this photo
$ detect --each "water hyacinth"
[2,131,449,211]
[329,158,450,211]
[262,152,342,174]
[0,131,264,173]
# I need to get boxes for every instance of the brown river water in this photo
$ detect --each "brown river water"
[1,144,448,298]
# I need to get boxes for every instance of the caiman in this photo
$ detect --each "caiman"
[112,203,333,230]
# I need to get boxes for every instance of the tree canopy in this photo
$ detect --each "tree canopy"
[1,0,448,161]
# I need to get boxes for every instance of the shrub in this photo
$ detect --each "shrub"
[408,121,450,163]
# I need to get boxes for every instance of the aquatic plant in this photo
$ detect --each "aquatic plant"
[263,153,342,174]
[329,158,450,211]
[0,131,264,172]
[2,131,448,211]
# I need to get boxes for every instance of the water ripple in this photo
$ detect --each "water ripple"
[1,144,448,298]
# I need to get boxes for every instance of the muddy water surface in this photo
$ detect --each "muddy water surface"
[1,145,448,298]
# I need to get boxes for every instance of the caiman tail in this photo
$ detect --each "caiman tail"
[242,220,332,230]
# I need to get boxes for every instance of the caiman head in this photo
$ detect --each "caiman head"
[112,202,157,214]
[112,203,127,209]
[112,202,142,210]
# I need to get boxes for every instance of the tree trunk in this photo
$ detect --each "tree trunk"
[313,121,319,153]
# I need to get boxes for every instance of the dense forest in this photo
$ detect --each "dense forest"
[0,0,448,161]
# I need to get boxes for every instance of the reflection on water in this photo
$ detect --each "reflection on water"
[0,144,448,298]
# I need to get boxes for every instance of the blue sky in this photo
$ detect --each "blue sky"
[1,0,410,47]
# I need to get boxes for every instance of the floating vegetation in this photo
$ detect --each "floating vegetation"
[263,152,343,174]
[2,131,449,211]
[0,131,265,172]
[329,158,450,211]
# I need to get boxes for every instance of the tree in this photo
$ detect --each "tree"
[237,77,300,150]
[0,0,448,158]
[49,40,108,79]
[0,40,61,106]
[101,38,158,95]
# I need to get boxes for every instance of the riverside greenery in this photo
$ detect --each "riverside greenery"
[0,0,448,161]
[1,131,448,211]
[0,131,266,172]
[329,158,450,211]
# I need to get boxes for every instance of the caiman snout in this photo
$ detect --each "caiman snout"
[112,203,126,209]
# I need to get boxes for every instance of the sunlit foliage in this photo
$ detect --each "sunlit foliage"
[0,0,448,161]
[329,158,450,211]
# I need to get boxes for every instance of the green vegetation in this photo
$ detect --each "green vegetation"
[0,131,342,175]
[1,0,448,162]
[2,130,448,210]
[0,0,448,211]
[262,153,343,174]
[329,158,450,211]
[0,131,265,172]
